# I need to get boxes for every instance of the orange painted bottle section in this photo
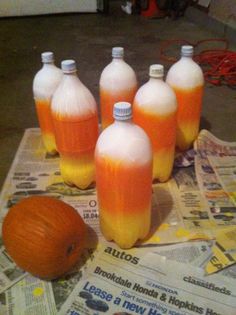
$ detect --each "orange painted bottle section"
[133,106,176,182]
[96,156,152,249]
[173,85,203,151]
[53,113,99,189]
[100,86,137,129]
[35,98,57,155]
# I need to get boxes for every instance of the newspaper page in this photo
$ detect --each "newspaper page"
[150,130,236,244]
[193,238,236,279]
[193,130,236,274]
[0,274,57,315]
[0,244,26,294]
[0,240,233,315]
[155,238,236,279]
[205,228,236,274]
[148,167,216,245]
[208,155,236,206]
[194,129,236,226]
[60,243,236,315]
[0,240,209,314]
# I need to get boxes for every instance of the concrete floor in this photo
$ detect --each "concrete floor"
[0,0,236,189]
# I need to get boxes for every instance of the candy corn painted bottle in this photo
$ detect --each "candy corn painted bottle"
[51,60,99,189]
[99,47,138,129]
[133,65,177,182]
[33,52,63,155]
[166,45,204,151]
[95,102,152,249]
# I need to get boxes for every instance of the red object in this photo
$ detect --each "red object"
[160,38,236,88]
[141,0,164,18]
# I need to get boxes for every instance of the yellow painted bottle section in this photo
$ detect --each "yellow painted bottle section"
[172,85,204,151]
[133,106,176,182]
[53,113,99,189]
[95,155,152,249]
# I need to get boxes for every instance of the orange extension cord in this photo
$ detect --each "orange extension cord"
[160,39,236,88]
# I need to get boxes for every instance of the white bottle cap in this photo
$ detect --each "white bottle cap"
[181,45,194,57]
[113,102,132,120]
[41,52,54,63]
[61,60,77,73]
[112,47,124,58]
[149,64,164,78]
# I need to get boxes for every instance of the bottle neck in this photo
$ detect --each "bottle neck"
[180,55,193,61]
[42,62,55,68]
[63,70,77,77]
[112,56,124,63]
[62,71,80,83]
[114,118,132,125]
[149,76,163,82]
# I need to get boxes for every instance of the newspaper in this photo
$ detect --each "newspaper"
[149,168,215,245]
[1,240,236,315]
[0,274,57,315]
[0,241,211,315]
[208,155,236,207]
[194,129,236,226]
[205,228,236,274]
[151,128,236,245]
[60,243,236,315]
[192,130,236,274]
[0,243,26,294]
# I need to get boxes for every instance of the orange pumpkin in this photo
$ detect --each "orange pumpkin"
[2,196,87,280]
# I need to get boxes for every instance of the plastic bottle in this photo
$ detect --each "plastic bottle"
[133,64,177,182]
[33,52,63,155]
[95,102,153,249]
[99,47,138,129]
[166,45,204,151]
[51,60,99,189]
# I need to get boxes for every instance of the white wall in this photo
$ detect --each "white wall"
[0,0,97,17]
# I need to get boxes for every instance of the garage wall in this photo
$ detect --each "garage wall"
[0,0,97,17]
[209,0,236,29]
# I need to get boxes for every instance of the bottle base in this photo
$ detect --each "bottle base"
[152,147,175,182]
[60,155,95,190]
[100,207,151,249]
[42,133,58,156]
[176,124,199,151]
